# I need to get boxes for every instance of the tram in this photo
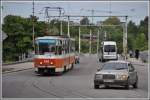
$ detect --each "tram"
[33,35,76,74]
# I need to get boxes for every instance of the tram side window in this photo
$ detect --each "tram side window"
[68,41,70,53]
[70,42,73,53]
[62,42,65,54]
[56,46,62,55]
[49,46,56,54]
[35,43,39,54]
[65,41,69,54]
[71,41,75,53]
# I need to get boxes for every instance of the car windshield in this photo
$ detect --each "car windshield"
[102,62,128,70]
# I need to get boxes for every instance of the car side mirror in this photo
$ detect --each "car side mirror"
[129,68,134,72]
[97,69,100,71]
[97,67,102,71]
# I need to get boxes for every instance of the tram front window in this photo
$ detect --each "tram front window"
[38,43,49,55]
[36,43,56,55]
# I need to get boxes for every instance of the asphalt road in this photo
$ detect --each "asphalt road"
[2,54,149,99]
[140,51,148,62]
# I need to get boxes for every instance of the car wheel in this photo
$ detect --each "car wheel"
[105,85,110,88]
[99,59,101,62]
[101,59,104,62]
[125,84,129,89]
[125,79,130,89]
[94,84,99,89]
[133,76,138,88]
[75,60,77,64]
[63,66,67,73]
[71,63,74,70]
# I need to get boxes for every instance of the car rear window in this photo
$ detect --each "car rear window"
[104,45,116,52]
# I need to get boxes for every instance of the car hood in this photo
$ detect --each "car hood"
[96,69,128,75]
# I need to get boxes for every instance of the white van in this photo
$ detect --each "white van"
[99,41,118,62]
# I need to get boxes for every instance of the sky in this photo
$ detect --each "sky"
[1,1,149,25]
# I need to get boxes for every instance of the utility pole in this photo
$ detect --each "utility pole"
[104,31,107,41]
[123,16,128,60]
[91,9,94,24]
[32,0,35,52]
[60,20,63,35]
[125,16,128,60]
[58,7,64,35]
[43,7,65,35]
[89,29,92,54]
[79,26,81,54]
[89,9,94,55]
[97,29,100,57]
[109,0,112,16]
[67,16,70,37]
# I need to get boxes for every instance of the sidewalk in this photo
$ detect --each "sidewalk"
[2,62,33,74]
[127,57,147,66]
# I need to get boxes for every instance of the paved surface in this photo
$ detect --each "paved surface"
[2,62,33,74]
[2,55,149,99]
[140,51,148,62]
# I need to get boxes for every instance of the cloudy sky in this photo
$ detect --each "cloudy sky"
[2,1,149,25]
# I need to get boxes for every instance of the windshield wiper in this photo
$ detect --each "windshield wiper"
[115,68,126,70]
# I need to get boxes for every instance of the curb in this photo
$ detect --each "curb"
[131,62,146,66]
[2,68,33,74]
[127,59,146,66]
[3,59,33,66]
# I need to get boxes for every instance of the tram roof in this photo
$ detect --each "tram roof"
[35,35,70,40]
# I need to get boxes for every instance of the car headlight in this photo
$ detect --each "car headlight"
[95,74,103,79]
[116,74,128,80]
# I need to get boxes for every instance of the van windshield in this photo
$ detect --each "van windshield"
[104,45,116,52]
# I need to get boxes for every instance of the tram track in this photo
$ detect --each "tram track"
[31,80,62,98]
[31,75,93,98]
[48,78,93,98]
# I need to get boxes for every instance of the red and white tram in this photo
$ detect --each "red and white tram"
[34,35,76,74]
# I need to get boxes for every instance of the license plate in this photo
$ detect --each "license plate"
[104,80,114,82]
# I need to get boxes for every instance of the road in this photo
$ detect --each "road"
[140,51,148,62]
[2,54,148,99]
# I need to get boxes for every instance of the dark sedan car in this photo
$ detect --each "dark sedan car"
[94,60,138,89]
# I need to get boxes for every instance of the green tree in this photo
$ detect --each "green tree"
[138,16,148,40]
[134,33,148,51]
[127,21,138,36]
[127,21,138,50]
[2,15,34,62]
[103,17,121,25]
[80,17,89,25]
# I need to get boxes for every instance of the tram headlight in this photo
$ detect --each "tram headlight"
[50,61,54,65]
[40,62,43,65]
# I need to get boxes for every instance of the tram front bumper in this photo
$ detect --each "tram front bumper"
[35,67,64,73]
